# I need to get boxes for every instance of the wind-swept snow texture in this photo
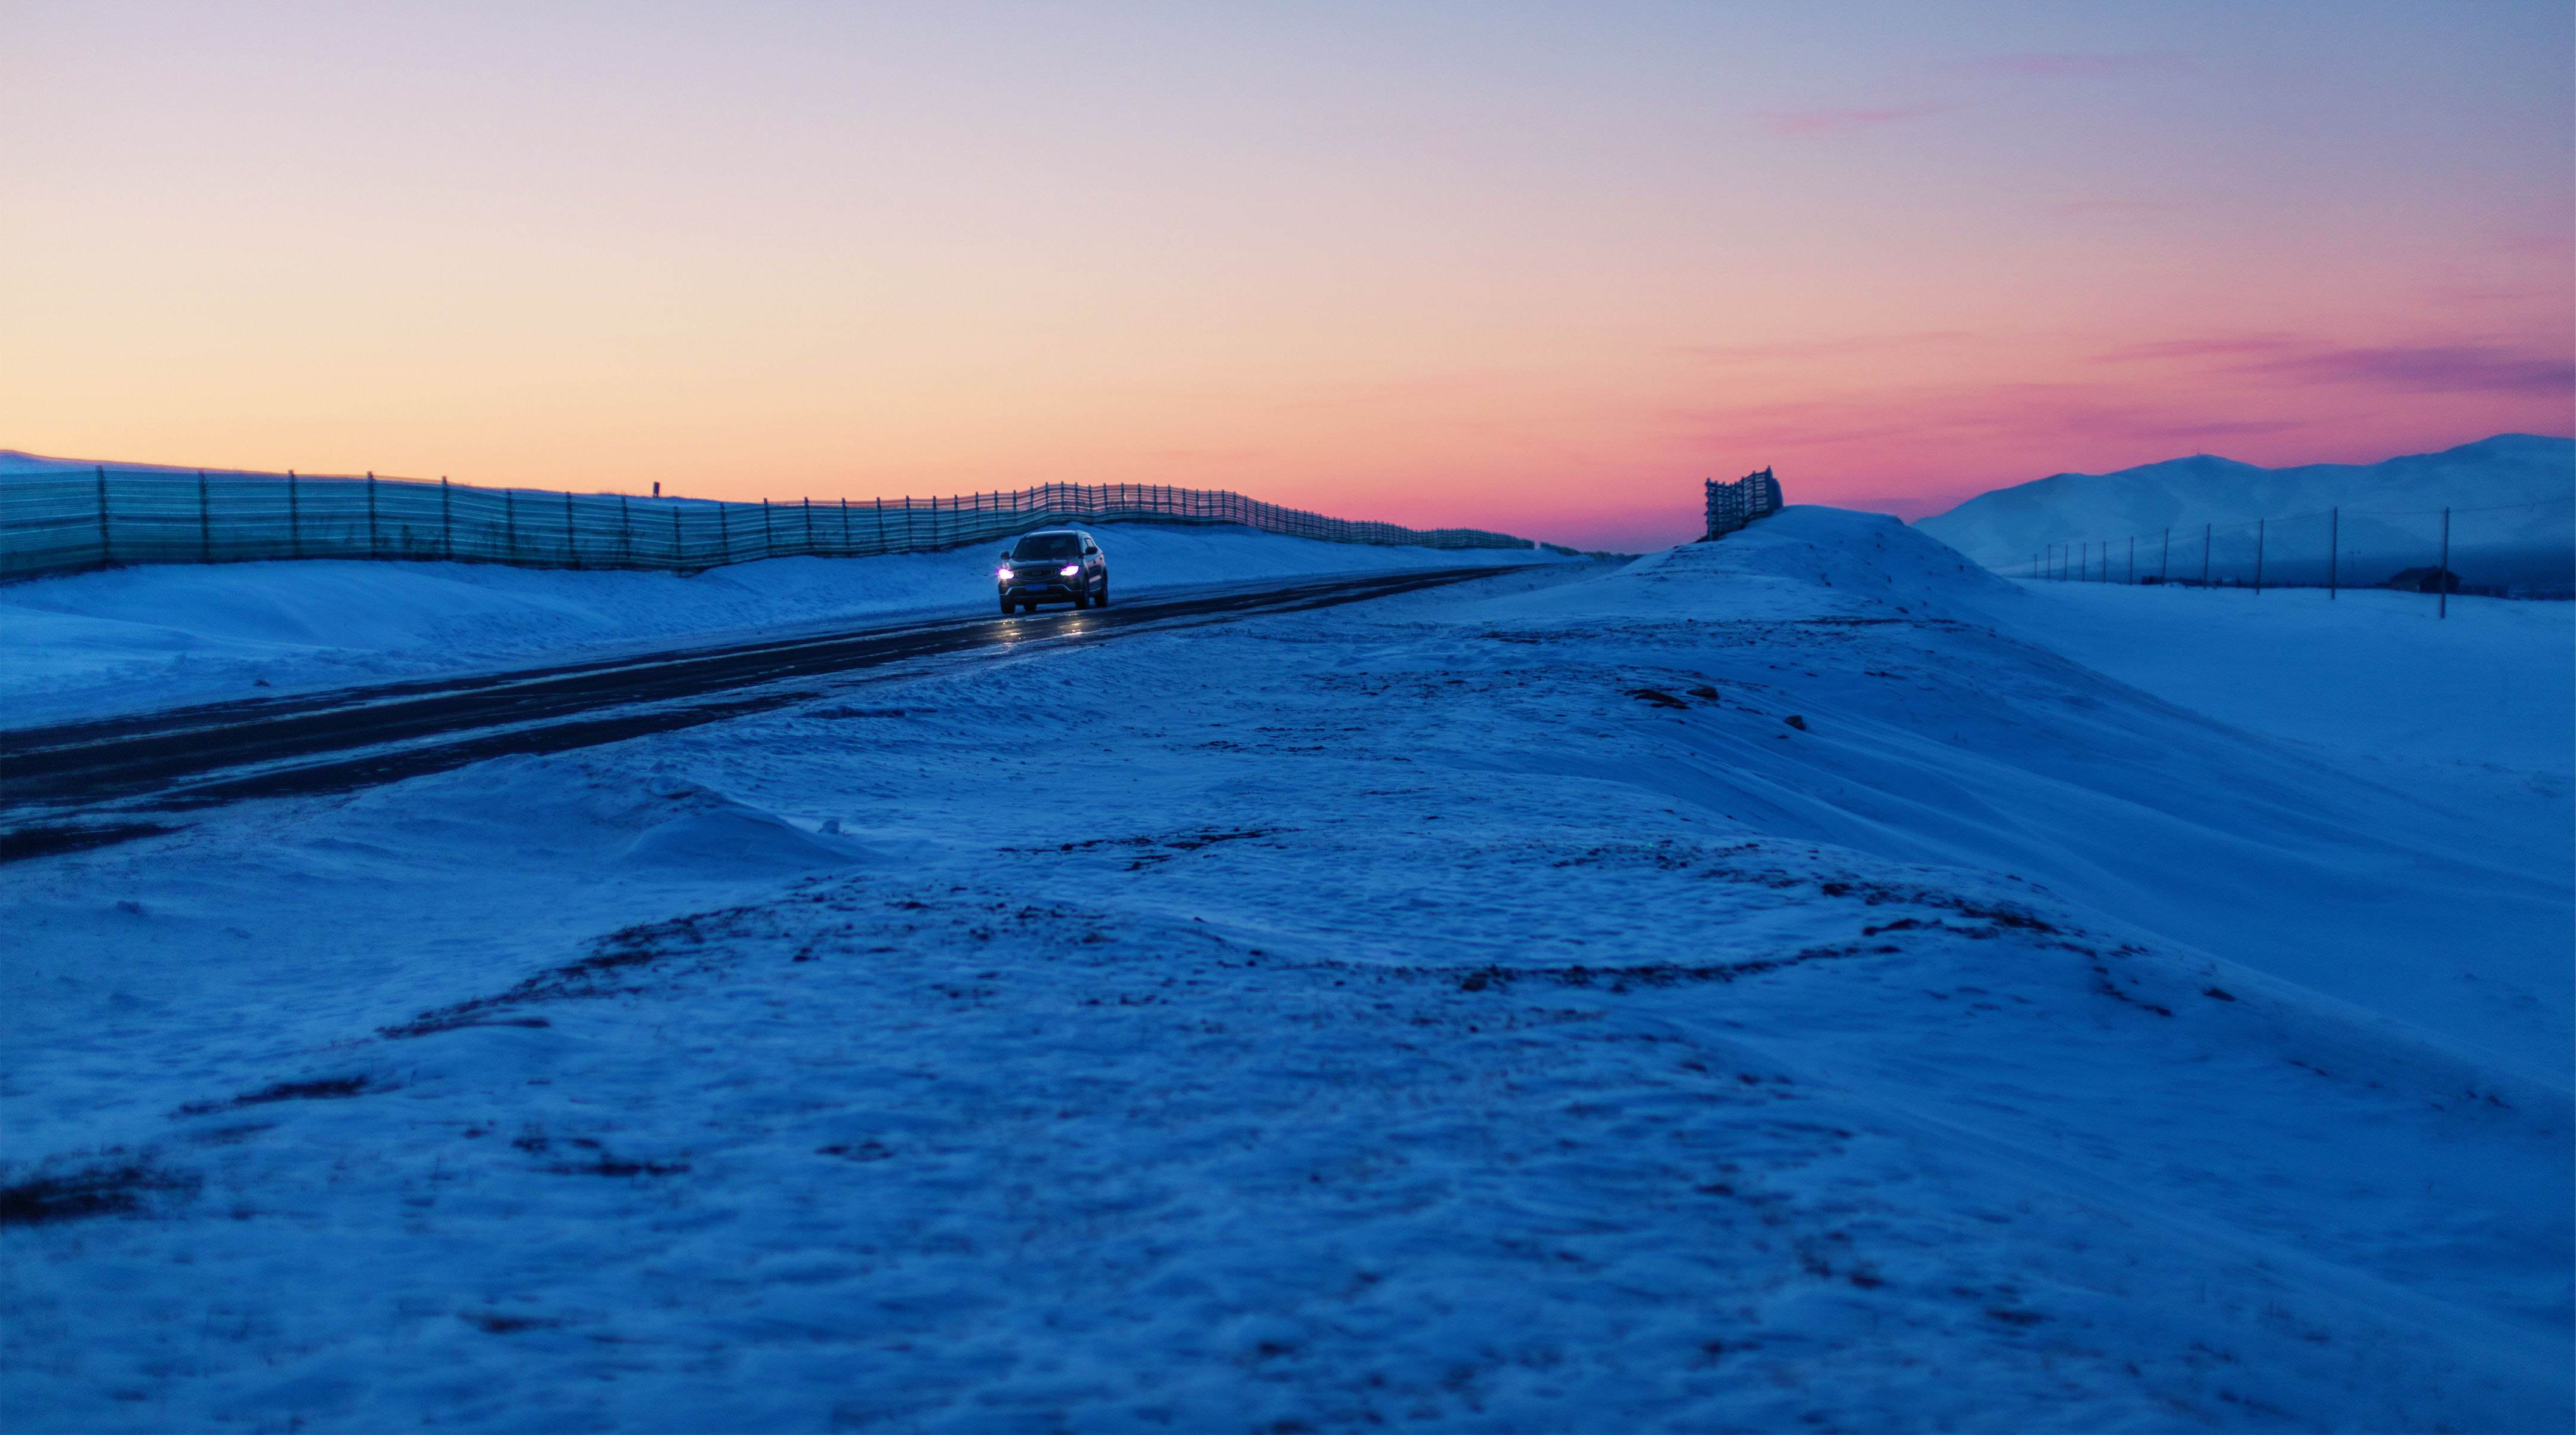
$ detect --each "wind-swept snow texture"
[1915,433,2574,587]
[5,507,2568,1432]
[0,524,1566,724]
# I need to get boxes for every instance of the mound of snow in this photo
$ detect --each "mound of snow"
[0,524,1566,724]
[1917,433,2574,586]
[1480,505,2019,625]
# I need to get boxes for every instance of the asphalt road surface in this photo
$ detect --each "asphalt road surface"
[0,566,1527,862]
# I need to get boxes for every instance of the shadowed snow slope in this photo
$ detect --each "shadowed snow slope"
[0,523,1566,723]
[4,507,2565,1432]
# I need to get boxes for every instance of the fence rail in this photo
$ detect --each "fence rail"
[2023,495,2576,610]
[0,468,1539,585]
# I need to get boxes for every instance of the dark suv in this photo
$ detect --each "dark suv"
[997,529,1109,613]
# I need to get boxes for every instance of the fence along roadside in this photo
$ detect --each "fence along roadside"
[0,469,1545,585]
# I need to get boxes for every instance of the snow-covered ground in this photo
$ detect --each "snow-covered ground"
[5,508,2568,1431]
[0,524,1570,724]
[1992,580,2574,788]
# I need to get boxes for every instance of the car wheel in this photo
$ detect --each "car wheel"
[1070,587,1089,610]
[1096,579,1109,608]
[999,596,1013,615]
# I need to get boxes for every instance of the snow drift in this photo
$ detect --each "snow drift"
[5,503,2566,1431]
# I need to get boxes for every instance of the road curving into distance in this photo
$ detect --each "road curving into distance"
[0,566,1532,862]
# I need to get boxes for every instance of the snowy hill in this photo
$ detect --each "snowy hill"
[1915,434,2574,588]
[5,507,2568,1430]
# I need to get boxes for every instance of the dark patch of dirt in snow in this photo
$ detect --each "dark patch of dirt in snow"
[0,1159,201,1227]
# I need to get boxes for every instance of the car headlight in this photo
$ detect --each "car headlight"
[1060,563,1081,576]
[996,567,1013,580]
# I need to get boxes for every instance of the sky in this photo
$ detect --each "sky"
[4,2,2570,551]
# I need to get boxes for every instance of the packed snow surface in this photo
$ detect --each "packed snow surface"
[5,507,2568,1432]
[0,524,1566,723]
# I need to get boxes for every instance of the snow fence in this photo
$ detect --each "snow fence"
[1703,468,1784,540]
[0,468,1539,584]
[2022,496,2576,599]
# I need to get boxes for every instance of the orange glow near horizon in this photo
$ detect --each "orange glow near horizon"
[5,5,2568,551]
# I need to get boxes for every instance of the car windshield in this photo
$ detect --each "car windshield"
[1011,535,1082,560]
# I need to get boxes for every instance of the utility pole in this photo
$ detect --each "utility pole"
[2439,507,2451,619]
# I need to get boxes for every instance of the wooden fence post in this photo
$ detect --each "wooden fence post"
[2432,507,2452,618]
[504,488,518,560]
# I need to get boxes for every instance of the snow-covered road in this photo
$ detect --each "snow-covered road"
[5,510,2567,1431]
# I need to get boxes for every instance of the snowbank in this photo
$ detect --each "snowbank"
[0,524,1566,723]
[1454,507,2571,1085]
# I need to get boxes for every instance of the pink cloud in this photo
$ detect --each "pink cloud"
[2254,345,2575,394]
[1761,103,1961,138]
[2092,336,2305,363]
[1679,331,1972,363]
[1958,53,2188,79]
[2047,199,2172,220]
[2093,336,2575,393]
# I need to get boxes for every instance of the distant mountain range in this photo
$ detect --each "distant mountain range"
[1914,434,2574,590]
